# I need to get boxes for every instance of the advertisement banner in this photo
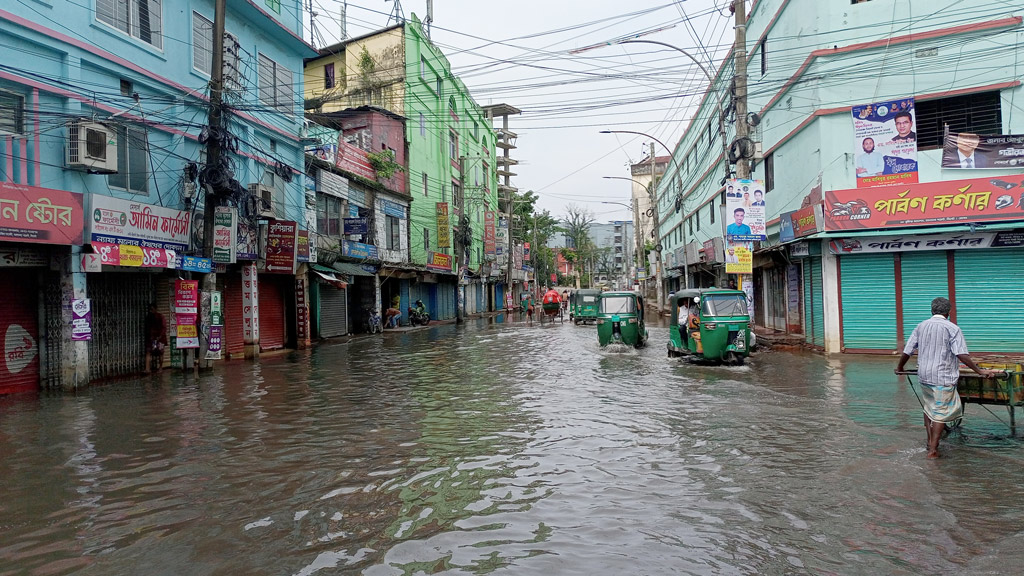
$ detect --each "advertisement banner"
[484,211,496,256]
[779,210,796,243]
[205,325,223,360]
[436,203,451,248]
[177,255,212,273]
[212,206,237,263]
[237,221,258,260]
[524,242,531,261]
[92,241,175,268]
[0,182,85,245]
[852,97,918,188]
[343,217,368,235]
[71,298,92,341]
[828,230,1024,255]
[941,132,1024,170]
[824,174,1024,231]
[265,220,297,274]
[495,217,507,257]
[703,239,718,263]
[724,240,753,274]
[174,280,199,349]
[724,179,766,240]
[790,204,823,238]
[426,251,452,272]
[89,195,191,251]
[210,291,223,326]
[342,240,379,260]
[296,230,310,263]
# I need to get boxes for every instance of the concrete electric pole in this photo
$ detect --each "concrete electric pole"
[733,0,751,180]
[649,142,664,312]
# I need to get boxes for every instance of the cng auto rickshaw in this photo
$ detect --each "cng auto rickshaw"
[597,291,648,348]
[668,288,752,364]
[571,288,602,325]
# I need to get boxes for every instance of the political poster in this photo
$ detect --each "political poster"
[724,240,753,274]
[724,179,766,241]
[941,132,1024,170]
[852,97,918,188]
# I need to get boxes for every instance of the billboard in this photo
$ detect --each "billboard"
[941,132,1024,170]
[436,202,450,248]
[0,182,84,245]
[852,97,918,188]
[724,179,766,241]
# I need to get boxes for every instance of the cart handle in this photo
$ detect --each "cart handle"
[895,369,1009,379]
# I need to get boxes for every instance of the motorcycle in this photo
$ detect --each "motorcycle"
[408,302,430,326]
[365,308,383,334]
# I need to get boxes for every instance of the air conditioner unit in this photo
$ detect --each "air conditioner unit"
[248,183,276,218]
[67,120,117,173]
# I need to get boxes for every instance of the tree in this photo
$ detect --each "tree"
[562,204,595,252]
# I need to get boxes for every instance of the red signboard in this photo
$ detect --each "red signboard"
[484,211,496,256]
[266,220,297,274]
[335,139,377,181]
[825,175,1024,231]
[426,251,452,272]
[791,204,821,238]
[296,229,310,262]
[0,182,84,245]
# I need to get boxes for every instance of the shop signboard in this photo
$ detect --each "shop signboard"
[484,211,496,256]
[344,217,368,235]
[427,251,452,272]
[824,174,1024,231]
[212,206,237,263]
[725,240,753,275]
[92,241,175,268]
[174,279,199,349]
[0,247,50,267]
[828,230,1024,255]
[205,325,223,360]
[177,255,212,273]
[436,203,451,248]
[941,132,1024,170]
[71,298,92,341]
[296,230,311,263]
[724,179,766,241]
[265,220,297,274]
[210,291,223,326]
[791,204,822,238]
[335,139,377,181]
[342,240,378,260]
[789,241,810,258]
[381,199,405,218]
[89,194,190,251]
[779,210,796,243]
[703,239,719,263]
[524,242,531,261]
[0,182,84,245]
[852,97,918,188]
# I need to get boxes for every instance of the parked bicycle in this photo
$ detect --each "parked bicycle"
[365,308,383,334]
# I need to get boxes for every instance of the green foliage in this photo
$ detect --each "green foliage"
[367,148,404,180]
[357,46,375,81]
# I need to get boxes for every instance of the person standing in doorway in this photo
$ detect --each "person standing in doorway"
[895,297,1000,458]
[145,303,167,372]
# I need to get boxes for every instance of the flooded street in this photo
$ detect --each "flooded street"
[3,317,1024,575]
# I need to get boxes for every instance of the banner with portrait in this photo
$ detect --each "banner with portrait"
[852,97,918,188]
[724,240,753,275]
[724,179,766,241]
[942,132,1024,170]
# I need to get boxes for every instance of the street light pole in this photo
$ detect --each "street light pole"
[602,176,656,300]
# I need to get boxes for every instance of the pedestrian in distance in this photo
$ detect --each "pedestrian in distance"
[895,297,1000,458]
[144,303,167,372]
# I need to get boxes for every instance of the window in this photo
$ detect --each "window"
[482,161,489,190]
[419,112,426,137]
[448,95,457,116]
[473,121,479,139]
[764,153,775,192]
[707,121,714,149]
[386,215,400,250]
[709,202,715,225]
[452,182,461,209]
[317,194,342,237]
[258,53,293,115]
[324,63,335,89]
[265,0,281,13]
[193,13,241,88]
[422,172,428,196]
[120,79,133,96]
[108,125,149,193]
[696,209,701,232]
[420,56,428,80]
[0,92,24,134]
[760,38,767,76]
[424,228,430,251]
[449,130,458,160]
[97,0,163,49]
[688,217,693,235]
[915,91,1002,149]
[436,76,443,97]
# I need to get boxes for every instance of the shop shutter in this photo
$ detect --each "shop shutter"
[804,257,825,348]
[0,271,40,395]
[88,273,151,380]
[259,277,286,350]
[954,249,1024,352]
[223,274,245,357]
[319,286,348,337]
[900,251,948,343]
[841,254,897,352]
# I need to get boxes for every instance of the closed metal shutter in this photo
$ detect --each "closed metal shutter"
[319,287,347,337]
[841,254,897,352]
[42,273,64,390]
[900,251,948,343]
[804,256,825,348]
[954,249,1024,352]
[258,277,286,350]
[0,271,40,395]
[223,274,245,357]
[88,273,151,380]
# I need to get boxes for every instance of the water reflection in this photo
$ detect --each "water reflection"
[1,318,1023,575]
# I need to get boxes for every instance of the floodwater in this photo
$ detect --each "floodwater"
[2,316,1024,575]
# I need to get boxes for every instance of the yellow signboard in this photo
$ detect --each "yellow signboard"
[725,241,753,274]
[436,202,450,248]
[118,244,144,266]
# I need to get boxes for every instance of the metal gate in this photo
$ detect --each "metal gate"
[319,286,347,337]
[954,249,1024,352]
[803,256,824,348]
[900,251,948,344]
[0,271,40,395]
[42,273,64,390]
[223,273,245,358]
[88,273,152,380]
[259,277,286,350]
[840,253,896,352]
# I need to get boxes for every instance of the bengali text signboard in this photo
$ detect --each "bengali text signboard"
[852,97,918,188]
[484,211,496,256]
[174,279,199,349]
[427,251,452,272]
[436,203,451,248]
[265,220,297,274]
[0,182,84,245]
[89,195,190,251]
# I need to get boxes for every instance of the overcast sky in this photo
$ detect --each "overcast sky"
[308,1,733,223]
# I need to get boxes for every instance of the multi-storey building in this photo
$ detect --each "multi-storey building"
[589,221,635,290]
[656,0,1024,354]
[0,0,315,394]
[304,15,499,321]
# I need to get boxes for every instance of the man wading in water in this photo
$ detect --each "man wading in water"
[895,297,999,458]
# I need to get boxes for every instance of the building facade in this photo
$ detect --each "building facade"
[656,0,1024,354]
[0,0,315,394]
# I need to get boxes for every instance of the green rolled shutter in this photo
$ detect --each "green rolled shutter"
[804,256,825,348]
[900,251,949,344]
[954,249,1024,353]
[841,254,897,351]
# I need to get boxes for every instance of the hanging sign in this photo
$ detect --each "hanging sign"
[265,220,298,274]
[296,230,311,263]
[71,298,92,341]
[0,182,84,245]
[343,217,369,235]
[205,325,223,360]
[427,251,452,272]
[484,211,496,256]
[174,280,200,348]
[212,206,237,264]
[210,291,223,326]
[725,179,767,240]
[436,203,451,248]
[524,242,531,261]
[725,240,753,274]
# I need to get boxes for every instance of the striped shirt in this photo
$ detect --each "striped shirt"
[903,314,968,387]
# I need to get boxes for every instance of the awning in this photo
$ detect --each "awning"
[814,221,1022,239]
[312,269,347,289]
[331,262,376,277]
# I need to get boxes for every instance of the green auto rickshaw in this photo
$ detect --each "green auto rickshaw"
[571,288,602,325]
[596,291,648,348]
[668,288,752,364]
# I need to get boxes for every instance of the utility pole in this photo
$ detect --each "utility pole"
[649,142,664,312]
[199,0,227,370]
[733,0,751,180]
[505,190,514,305]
